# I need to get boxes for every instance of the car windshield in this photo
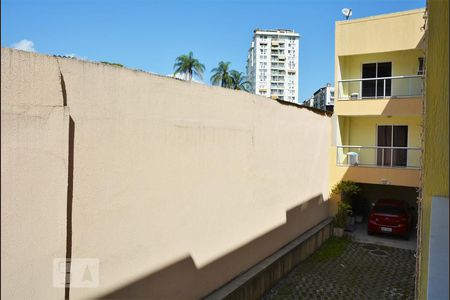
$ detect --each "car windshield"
[373,205,405,215]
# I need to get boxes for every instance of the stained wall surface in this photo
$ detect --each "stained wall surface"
[1,48,332,299]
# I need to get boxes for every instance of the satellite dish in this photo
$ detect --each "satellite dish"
[342,8,352,20]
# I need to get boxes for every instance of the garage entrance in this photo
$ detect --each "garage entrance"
[346,183,418,250]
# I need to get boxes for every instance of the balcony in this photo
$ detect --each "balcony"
[270,89,284,95]
[335,75,423,116]
[271,84,284,89]
[271,64,285,69]
[336,145,421,169]
[337,75,423,100]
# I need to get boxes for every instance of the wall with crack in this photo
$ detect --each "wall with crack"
[1,49,69,299]
[1,48,332,299]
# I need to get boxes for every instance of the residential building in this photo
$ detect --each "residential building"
[246,29,299,102]
[417,0,449,298]
[302,96,314,107]
[330,8,426,243]
[311,83,335,111]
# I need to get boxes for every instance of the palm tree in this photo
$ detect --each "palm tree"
[210,61,232,88]
[173,51,205,81]
[230,70,250,91]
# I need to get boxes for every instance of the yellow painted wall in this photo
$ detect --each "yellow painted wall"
[337,49,424,100]
[335,97,422,117]
[418,0,449,298]
[339,116,422,167]
[329,144,420,216]
[336,9,425,56]
[330,116,422,207]
[331,9,426,201]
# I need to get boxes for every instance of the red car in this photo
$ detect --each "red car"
[367,199,414,240]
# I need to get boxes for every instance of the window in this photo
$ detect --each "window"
[418,57,424,75]
[362,62,392,98]
[377,125,408,167]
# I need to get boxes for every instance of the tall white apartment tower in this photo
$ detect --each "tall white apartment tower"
[246,29,300,102]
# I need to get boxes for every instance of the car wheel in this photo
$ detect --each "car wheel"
[367,230,374,236]
[402,233,410,240]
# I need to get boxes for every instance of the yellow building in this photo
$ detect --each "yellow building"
[332,5,449,299]
[331,9,426,209]
[417,0,449,299]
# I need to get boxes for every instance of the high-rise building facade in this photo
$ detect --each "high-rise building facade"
[246,29,299,103]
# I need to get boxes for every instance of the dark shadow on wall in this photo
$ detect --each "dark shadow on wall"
[416,30,427,50]
[65,117,75,300]
[98,195,329,300]
[380,97,423,116]
[60,71,68,107]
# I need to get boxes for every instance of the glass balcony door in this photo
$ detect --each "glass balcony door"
[362,62,392,98]
[377,125,408,167]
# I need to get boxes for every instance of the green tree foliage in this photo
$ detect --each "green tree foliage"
[173,51,205,81]
[331,180,361,203]
[210,61,232,88]
[100,61,124,67]
[230,70,250,91]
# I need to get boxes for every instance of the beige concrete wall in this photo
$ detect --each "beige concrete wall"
[1,50,69,300]
[1,48,332,299]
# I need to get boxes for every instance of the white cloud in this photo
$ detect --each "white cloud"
[11,39,36,52]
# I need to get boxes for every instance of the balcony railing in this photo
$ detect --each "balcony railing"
[336,145,421,169]
[337,75,423,100]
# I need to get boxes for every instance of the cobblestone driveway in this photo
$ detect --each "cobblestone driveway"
[262,238,416,299]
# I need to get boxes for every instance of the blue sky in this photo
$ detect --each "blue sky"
[2,0,425,102]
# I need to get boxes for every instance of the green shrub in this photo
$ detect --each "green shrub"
[331,180,361,206]
[334,201,352,228]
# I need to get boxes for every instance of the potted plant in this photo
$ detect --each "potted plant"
[333,201,352,237]
[331,180,361,226]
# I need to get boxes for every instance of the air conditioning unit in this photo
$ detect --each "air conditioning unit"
[350,93,359,100]
[347,152,359,166]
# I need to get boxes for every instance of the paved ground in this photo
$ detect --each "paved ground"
[347,222,417,251]
[261,237,416,299]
